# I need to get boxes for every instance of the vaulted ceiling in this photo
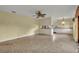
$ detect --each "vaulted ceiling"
[0,5,77,19]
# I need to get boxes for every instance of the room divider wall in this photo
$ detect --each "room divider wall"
[75,6,79,43]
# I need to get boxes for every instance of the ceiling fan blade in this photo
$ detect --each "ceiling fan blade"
[43,14,46,15]
[41,14,46,17]
[34,10,46,18]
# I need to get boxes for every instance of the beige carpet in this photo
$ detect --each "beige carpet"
[0,34,78,53]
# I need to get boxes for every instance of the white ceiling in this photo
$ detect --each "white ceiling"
[0,5,77,19]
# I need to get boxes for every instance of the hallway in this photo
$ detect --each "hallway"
[0,34,78,53]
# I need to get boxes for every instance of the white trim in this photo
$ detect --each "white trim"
[0,33,35,42]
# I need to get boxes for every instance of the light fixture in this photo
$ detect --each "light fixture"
[61,18,65,25]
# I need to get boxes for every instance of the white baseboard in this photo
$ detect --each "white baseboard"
[0,33,35,42]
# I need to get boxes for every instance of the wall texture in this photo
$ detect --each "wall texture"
[0,11,38,42]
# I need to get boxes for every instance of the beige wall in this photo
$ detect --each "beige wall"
[0,11,38,28]
[36,17,52,35]
[73,18,78,42]
[0,11,38,42]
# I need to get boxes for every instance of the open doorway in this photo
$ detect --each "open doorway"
[53,18,73,35]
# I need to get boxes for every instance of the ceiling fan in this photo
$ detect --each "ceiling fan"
[34,10,46,18]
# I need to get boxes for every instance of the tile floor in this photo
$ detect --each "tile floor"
[0,34,78,53]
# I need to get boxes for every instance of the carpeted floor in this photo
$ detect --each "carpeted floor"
[0,34,78,53]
